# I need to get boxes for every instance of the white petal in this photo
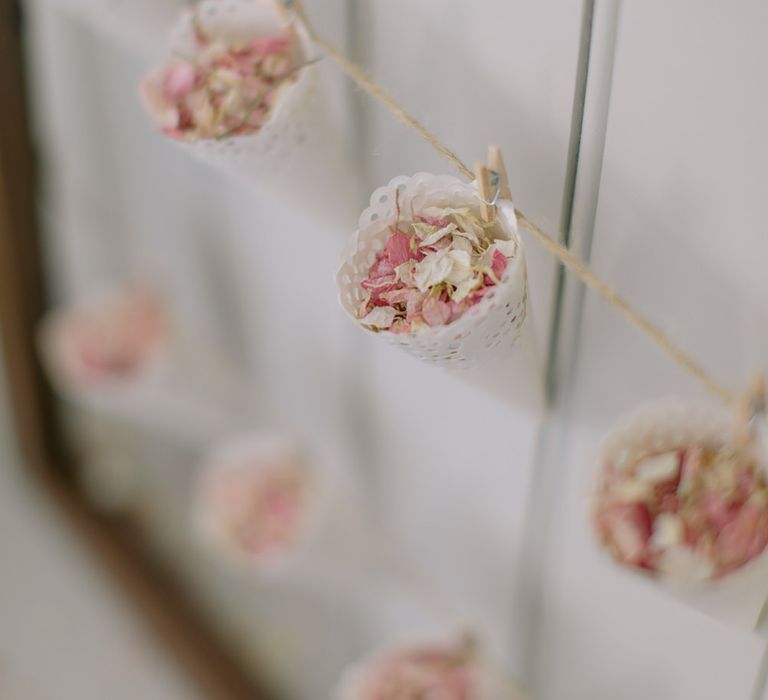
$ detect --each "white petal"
[635,452,680,483]
[477,246,496,271]
[453,213,485,240]
[446,250,473,285]
[493,238,517,258]
[395,261,416,286]
[413,251,453,291]
[611,478,653,502]
[451,236,473,254]
[360,306,397,329]
[657,546,715,583]
[418,224,457,246]
[651,513,684,550]
[452,276,481,303]
[448,250,472,267]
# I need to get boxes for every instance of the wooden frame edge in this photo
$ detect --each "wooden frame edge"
[0,3,276,698]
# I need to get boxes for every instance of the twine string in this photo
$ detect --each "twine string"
[291,3,736,405]
[513,212,735,403]
[305,30,475,180]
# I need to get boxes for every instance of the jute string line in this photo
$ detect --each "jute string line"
[292,3,736,405]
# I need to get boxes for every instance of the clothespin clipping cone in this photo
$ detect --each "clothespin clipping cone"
[475,145,512,222]
[488,145,512,200]
[474,162,495,223]
[271,0,296,31]
[736,374,767,450]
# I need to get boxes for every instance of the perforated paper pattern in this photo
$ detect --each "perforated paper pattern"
[600,399,741,468]
[337,173,528,369]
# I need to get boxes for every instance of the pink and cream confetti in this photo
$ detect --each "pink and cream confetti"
[141,20,307,141]
[196,440,314,569]
[356,205,517,334]
[337,641,497,700]
[40,288,168,391]
[595,442,768,582]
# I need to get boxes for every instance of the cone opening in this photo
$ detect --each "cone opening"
[338,175,525,341]
[336,640,493,700]
[38,288,170,395]
[194,434,323,574]
[594,401,768,585]
[140,0,314,144]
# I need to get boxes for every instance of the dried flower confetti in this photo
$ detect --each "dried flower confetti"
[197,443,313,568]
[141,18,309,141]
[356,203,517,334]
[595,442,768,582]
[40,288,168,391]
[342,642,486,700]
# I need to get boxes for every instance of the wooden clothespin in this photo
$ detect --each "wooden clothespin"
[735,374,766,450]
[487,145,512,200]
[475,146,512,223]
[474,162,495,223]
[272,0,302,32]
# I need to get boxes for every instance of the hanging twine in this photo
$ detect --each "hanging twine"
[289,1,736,405]
[513,212,735,404]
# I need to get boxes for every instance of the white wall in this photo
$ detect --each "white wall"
[536,2,768,699]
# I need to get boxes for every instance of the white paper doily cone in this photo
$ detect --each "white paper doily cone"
[595,398,768,630]
[192,432,373,590]
[193,435,322,578]
[38,287,170,403]
[48,0,185,56]
[334,636,530,700]
[141,1,361,228]
[336,173,528,369]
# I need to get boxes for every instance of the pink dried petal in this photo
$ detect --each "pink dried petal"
[715,503,768,572]
[384,230,414,267]
[361,646,475,700]
[367,254,396,281]
[597,502,653,567]
[78,339,135,377]
[700,494,740,530]
[361,274,396,291]
[653,470,682,507]
[421,297,451,327]
[735,467,759,504]
[681,447,703,480]
[390,319,412,335]
[491,248,508,280]
[162,63,197,102]
[418,215,451,228]
[364,281,401,307]
[250,36,291,56]
[405,290,425,320]
[177,105,194,131]
[421,236,452,252]
[380,288,411,306]
[372,291,400,308]
[261,52,292,78]
[214,465,305,562]
[467,287,489,305]
[658,494,680,514]
[447,300,467,323]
